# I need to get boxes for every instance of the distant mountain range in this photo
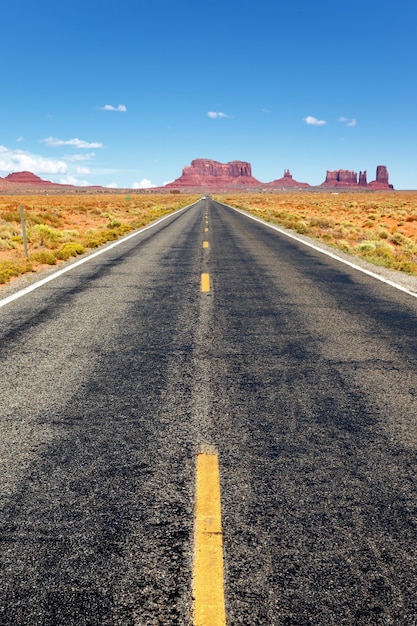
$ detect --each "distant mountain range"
[0,161,393,191]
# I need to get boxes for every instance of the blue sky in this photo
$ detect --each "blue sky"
[1,0,416,189]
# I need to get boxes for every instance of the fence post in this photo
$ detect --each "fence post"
[19,205,29,259]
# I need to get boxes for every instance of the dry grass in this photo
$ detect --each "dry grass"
[3,190,417,287]
[216,191,417,274]
[0,193,199,285]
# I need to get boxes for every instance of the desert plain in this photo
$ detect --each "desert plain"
[1,190,417,287]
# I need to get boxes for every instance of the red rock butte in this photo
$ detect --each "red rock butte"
[4,171,58,185]
[164,159,311,190]
[164,159,393,190]
[164,159,262,189]
[320,165,393,189]
[0,162,394,192]
[265,169,310,189]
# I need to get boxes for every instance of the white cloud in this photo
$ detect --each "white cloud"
[66,153,96,162]
[99,104,127,112]
[41,137,104,149]
[132,178,156,189]
[339,116,357,127]
[76,166,90,175]
[59,175,90,186]
[0,147,68,175]
[106,182,118,188]
[207,111,230,119]
[16,136,24,143]
[303,115,327,126]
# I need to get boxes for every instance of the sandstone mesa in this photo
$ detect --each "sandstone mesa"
[321,165,393,189]
[164,159,261,189]
[165,159,393,190]
[0,161,394,192]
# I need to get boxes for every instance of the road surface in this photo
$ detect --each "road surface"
[1,197,417,625]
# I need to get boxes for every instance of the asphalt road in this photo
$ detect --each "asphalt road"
[1,197,417,625]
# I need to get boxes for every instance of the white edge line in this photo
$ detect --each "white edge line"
[225,203,417,300]
[0,200,199,310]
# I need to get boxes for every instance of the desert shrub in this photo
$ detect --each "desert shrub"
[0,259,33,284]
[331,228,349,240]
[84,236,103,249]
[30,250,57,265]
[375,227,390,239]
[54,248,72,261]
[309,217,333,228]
[0,238,18,250]
[130,218,147,228]
[389,233,417,252]
[355,241,376,254]
[0,211,20,222]
[277,213,300,229]
[55,242,85,260]
[0,269,17,284]
[60,229,79,242]
[295,221,310,234]
[395,261,416,274]
[102,230,119,242]
[372,242,395,260]
[354,241,396,268]
[116,223,134,235]
[356,240,394,258]
[83,229,119,248]
[0,223,20,237]
[29,224,62,247]
[334,239,351,253]
[35,212,61,226]
[107,219,122,229]
[26,212,48,226]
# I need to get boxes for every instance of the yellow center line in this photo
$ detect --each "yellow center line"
[201,273,210,292]
[203,241,209,248]
[193,451,226,626]
[204,227,209,232]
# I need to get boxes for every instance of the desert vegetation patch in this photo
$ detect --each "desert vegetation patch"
[216,192,417,275]
[0,193,199,285]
